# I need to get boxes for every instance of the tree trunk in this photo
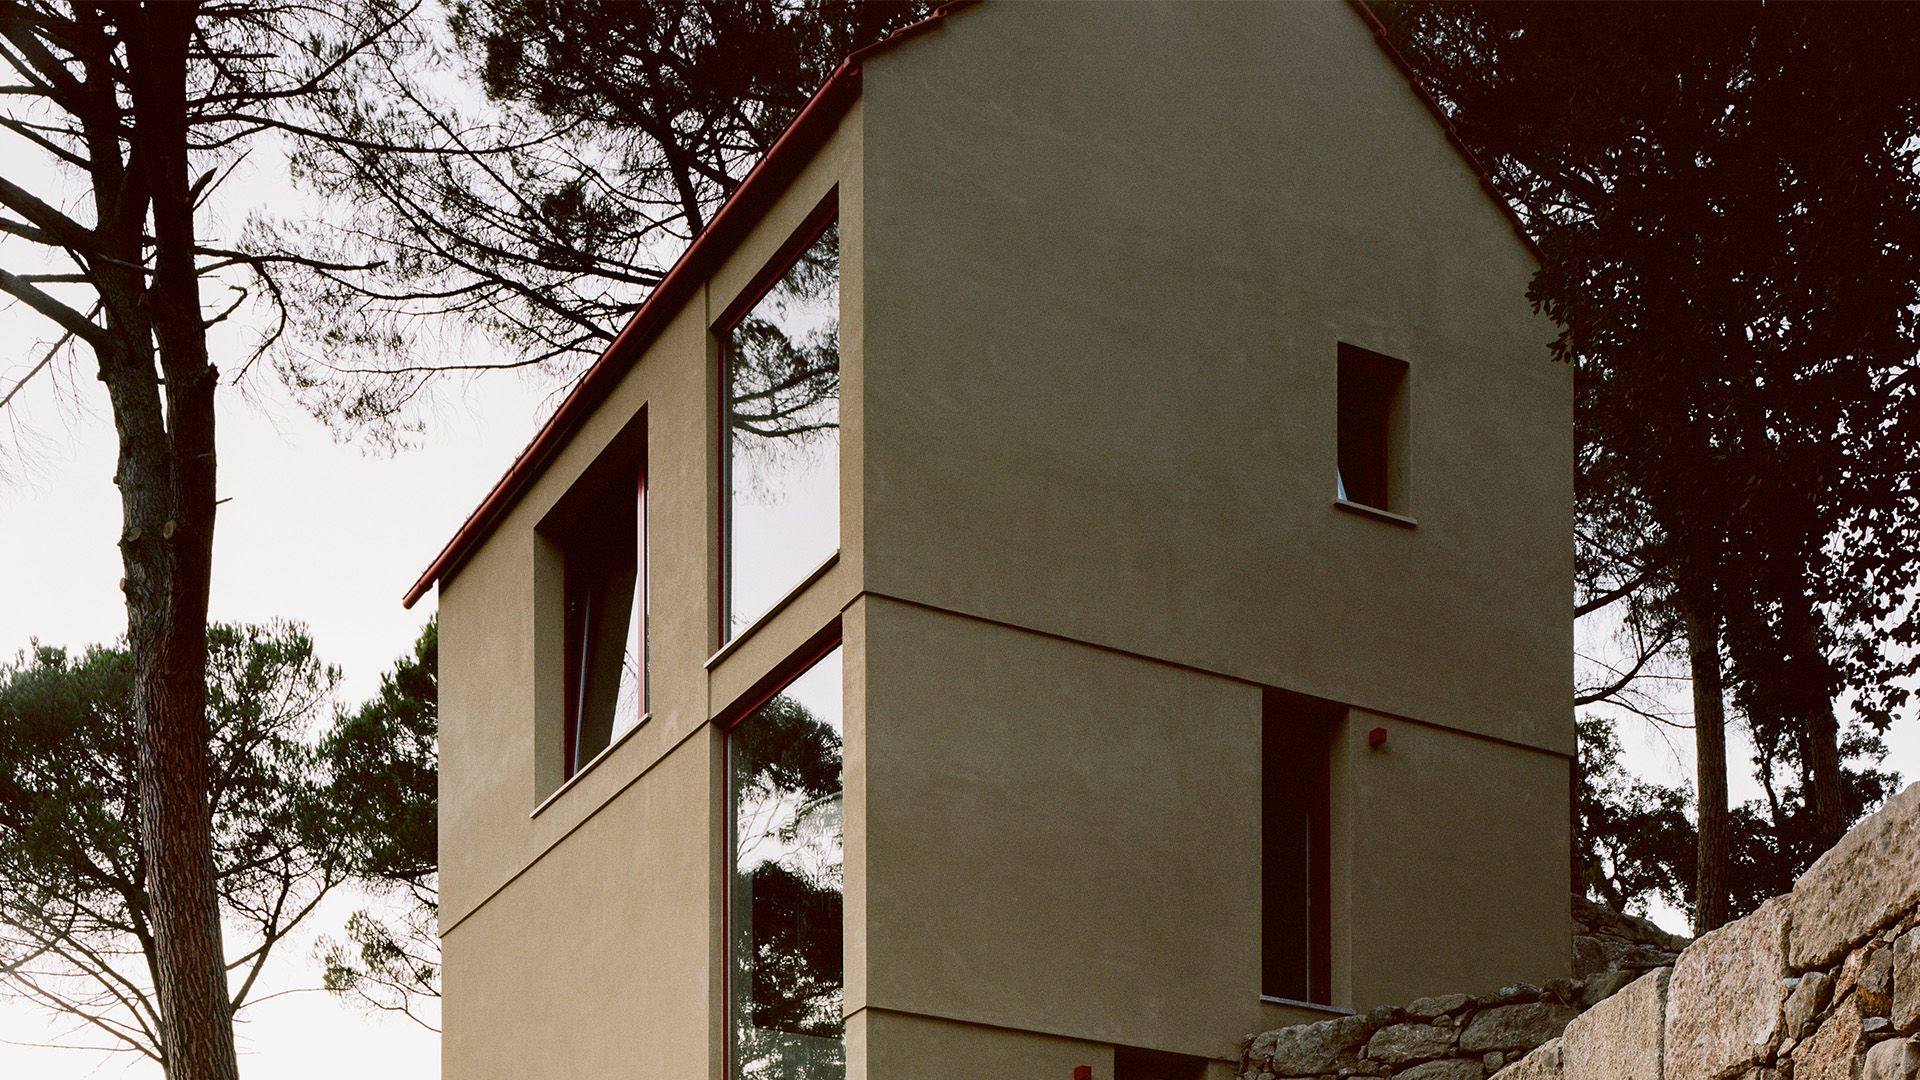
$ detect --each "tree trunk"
[1680,576,1732,934]
[118,5,238,1079]
[1802,703,1845,846]
[1791,615,1847,851]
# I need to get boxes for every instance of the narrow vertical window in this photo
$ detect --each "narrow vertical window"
[561,464,647,777]
[1262,688,1337,1005]
[730,645,844,1080]
[723,216,840,642]
[1336,343,1408,513]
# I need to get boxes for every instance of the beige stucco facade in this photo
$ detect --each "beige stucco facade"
[430,3,1573,1077]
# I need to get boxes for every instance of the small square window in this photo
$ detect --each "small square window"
[1336,343,1409,514]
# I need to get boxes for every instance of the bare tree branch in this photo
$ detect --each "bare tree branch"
[0,265,106,345]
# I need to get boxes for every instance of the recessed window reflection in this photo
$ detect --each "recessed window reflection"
[729,646,844,1080]
[725,219,840,642]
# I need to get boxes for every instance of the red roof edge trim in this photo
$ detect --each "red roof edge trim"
[1345,0,1544,263]
[401,2,974,609]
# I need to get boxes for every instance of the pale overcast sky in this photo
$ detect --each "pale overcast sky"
[0,297,547,1076]
[0,117,553,1073]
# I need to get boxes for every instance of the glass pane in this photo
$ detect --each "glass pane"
[730,646,844,1080]
[726,222,840,641]
[610,476,647,744]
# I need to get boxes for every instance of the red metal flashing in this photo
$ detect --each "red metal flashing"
[1345,0,1544,262]
[402,2,974,608]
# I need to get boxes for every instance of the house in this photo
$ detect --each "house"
[406,3,1573,1077]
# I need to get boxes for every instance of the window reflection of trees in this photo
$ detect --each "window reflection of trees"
[732,686,845,1080]
[728,224,840,495]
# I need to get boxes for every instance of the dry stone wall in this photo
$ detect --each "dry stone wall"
[1238,987,1574,1079]
[1240,781,1920,1080]
[1240,896,1681,1079]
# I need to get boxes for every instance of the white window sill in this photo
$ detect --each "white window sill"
[1260,994,1355,1016]
[530,712,650,819]
[1333,498,1417,528]
[707,550,841,669]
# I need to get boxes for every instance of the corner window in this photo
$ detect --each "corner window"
[1336,343,1408,513]
[722,215,840,643]
[1262,688,1338,1005]
[561,465,647,777]
[729,644,844,1080]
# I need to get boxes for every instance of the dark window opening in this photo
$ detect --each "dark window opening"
[561,471,645,776]
[1262,687,1338,1005]
[544,416,649,782]
[1115,1046,1208,1080]
[1336,343,1408,512]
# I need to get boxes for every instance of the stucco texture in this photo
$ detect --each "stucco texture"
[858,0,1570,753]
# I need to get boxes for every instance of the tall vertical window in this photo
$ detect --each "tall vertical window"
[723,216,840,642]
[729,645,844,1080]
[560,464,648,778]
[1335,343,1409,513]
[1262,688,1337,1005]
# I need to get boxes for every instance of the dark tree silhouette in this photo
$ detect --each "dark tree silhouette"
[1378,1,1920,930]
[0,5,439,1072]
[260,0,932,445]
[318,620,440,1030]
[0,623,350,1065]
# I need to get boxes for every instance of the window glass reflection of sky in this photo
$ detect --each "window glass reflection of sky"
[727,223,840,641]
